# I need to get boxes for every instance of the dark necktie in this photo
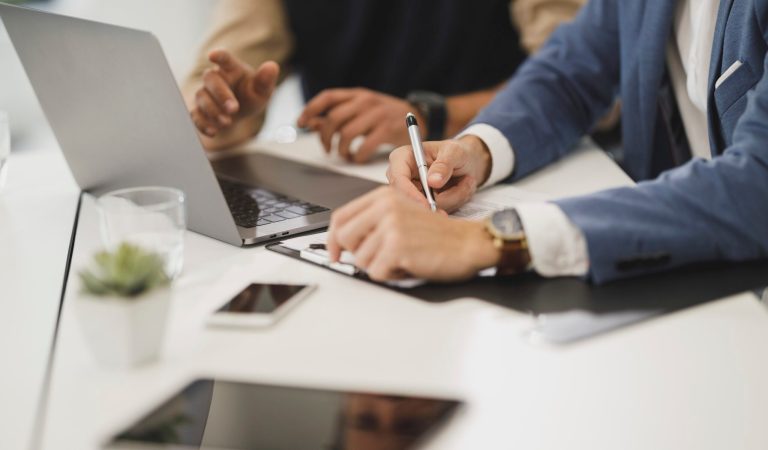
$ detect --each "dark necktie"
[653,69,694,174]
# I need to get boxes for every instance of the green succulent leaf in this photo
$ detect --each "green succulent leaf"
[79,243,170,298]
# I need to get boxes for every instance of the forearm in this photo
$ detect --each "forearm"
[183,0,293,150]
[471,0,620,181]
[555,49,768,284]
[556,156,768,283]
[444,84,505,137]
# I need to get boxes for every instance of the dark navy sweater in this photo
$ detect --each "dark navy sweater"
[282,0,524,99]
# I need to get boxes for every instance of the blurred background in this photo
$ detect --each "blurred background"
[0,0,302,151]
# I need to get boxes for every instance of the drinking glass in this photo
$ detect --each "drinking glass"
[0,111,9,190]
[98,187,186,279]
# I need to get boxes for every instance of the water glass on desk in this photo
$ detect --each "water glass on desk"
[0,111,9,190]
[98,187,186,279]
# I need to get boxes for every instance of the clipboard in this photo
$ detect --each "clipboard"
[268,241,365,279]
[266,231,432,289]
[267,237,768,343]
[267,241,424,287]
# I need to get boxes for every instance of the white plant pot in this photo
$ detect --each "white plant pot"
[74,287,172,369]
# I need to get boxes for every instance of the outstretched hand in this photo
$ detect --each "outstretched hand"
[190,49,279,139]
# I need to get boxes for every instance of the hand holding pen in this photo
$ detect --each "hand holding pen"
[391,114,491,212]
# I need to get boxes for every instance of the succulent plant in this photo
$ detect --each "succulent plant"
[79,243,170,298]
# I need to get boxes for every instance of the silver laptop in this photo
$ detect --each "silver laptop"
[0,4,379,246]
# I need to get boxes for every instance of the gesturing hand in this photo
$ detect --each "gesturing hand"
[190,49,279,139]
[297,88,426,163]
[326,187,500,282]
[386,135,492,212]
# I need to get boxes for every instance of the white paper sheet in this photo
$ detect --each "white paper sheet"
[452,184,551,219]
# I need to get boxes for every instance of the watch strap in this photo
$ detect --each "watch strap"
[494,236,531,276]
[425,100,446,141]
[406,91,447,140]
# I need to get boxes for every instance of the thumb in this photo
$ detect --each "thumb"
[251,61,280,97]
[427,145,463,189]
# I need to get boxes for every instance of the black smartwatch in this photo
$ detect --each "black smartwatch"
[406,90,447,141]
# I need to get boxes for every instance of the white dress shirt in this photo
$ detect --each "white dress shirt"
[667,0,717,160]
[462,0,719,277]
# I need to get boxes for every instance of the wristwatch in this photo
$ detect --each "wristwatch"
[485,209,532,276]
[406,90,447,141]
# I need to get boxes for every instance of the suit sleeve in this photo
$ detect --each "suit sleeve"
[181,0,294,150]
[471,0,620,181]
[555,48,768,284]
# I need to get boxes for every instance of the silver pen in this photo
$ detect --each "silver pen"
[405,113,438,212]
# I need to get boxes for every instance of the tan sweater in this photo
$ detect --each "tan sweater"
[183,0,586,149]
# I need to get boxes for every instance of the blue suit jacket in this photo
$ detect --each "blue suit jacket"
[471,0,768,283]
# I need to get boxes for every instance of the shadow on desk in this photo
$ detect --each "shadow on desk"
[268,243,768,343]
[404,261,768,343]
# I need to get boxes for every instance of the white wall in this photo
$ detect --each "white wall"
[0,0,216,148]
[50,0,217,78]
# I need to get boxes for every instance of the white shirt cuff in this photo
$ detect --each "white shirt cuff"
[514,203,590,277]
[457,124,514,189]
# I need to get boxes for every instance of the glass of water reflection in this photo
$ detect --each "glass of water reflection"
[0,111,9,190]
[98,187,186,279]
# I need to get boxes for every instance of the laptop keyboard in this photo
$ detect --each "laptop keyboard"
[219,179,330,229]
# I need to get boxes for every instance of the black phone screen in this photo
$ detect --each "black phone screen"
[217,283,308,314]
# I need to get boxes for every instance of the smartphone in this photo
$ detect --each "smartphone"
[207,283,315,328]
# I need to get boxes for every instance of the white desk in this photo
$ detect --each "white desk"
[0,133,80,450]
[24,136,768,449]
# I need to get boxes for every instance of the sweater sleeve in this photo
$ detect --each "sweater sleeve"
[182,0,294,150]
